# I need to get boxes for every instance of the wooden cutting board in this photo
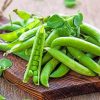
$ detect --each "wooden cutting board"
[1,17,100,100]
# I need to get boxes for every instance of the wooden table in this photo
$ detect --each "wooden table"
[0,0,100,100]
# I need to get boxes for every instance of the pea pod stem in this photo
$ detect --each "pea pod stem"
[68,47,100,75]
[51,37,100,56]
[45,47,96,76]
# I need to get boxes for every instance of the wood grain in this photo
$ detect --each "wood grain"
[2,50,100,100]
[0,0,100,100]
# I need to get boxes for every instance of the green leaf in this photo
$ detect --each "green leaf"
[73,13,83,37]
[64,0,76,8]
[13,9,31,20]
[73,13,83,27]
[47,14,64,28]
[0,58,13,76]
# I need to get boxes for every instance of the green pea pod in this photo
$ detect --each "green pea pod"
[0,24,21,31]
[40,58,59,87]
[18,23,47,42]
[51,37,100,56]
[23,26,45,85]
[50,63,70,78]
[45,47,96,76]
[13,9,31,20]
[80,23,100,42]
[42,53,52,66]
[6,36,35,54]
[19,27,38,41]
[68,47,100,75]
[0,18,40,42]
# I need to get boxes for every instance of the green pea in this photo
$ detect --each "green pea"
[31,66,38,71]
[33,71,38,76]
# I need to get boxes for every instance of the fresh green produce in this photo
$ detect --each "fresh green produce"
[0,10,100,88]
[64,0,76,8]
[51,37,100,56]
[45,47,96,76]
[80,23,100,42]
[50,63,70,78]
[13,9,32,20]
[23,26,45,85]
[0,18,40,42]
[41,58,59,87]
[6,36,35,54]
[68,47,100,75]
[0,95,5,100]
[0,24,21,31]
[0,58,12,76]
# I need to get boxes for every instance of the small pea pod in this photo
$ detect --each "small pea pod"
[13,9,31,20]
[80,23,100,42]
[0,18,40,42]
[68,47,100,75]
[6,36,35,54]
[18,24,47,42]
[23,26,45,85]
[45,47,96,76]
[40,58,59,87]
[42,53,52,66]
[51,37,100,56]
[50,63,70,78]
[0,24,21,31]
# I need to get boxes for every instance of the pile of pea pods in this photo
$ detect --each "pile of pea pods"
[0,9,100,87]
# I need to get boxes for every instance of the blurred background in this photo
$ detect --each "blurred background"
[0,0,100,28]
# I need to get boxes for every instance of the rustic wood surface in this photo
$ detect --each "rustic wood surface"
[0,0,100,100]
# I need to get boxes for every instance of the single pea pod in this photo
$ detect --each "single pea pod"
[0,18,40,42]
[19,27,38,41]
[68,47,100,75]
[0,24,21,31]
[42,52,52,66]
[80,23,100,42]
[50,63,70,78]
[23,26,45,85]
[45,47,96,76]
[51,37,100,56]
[6,36,35,54]
[40,58,59,87]
[18,23,47,42]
